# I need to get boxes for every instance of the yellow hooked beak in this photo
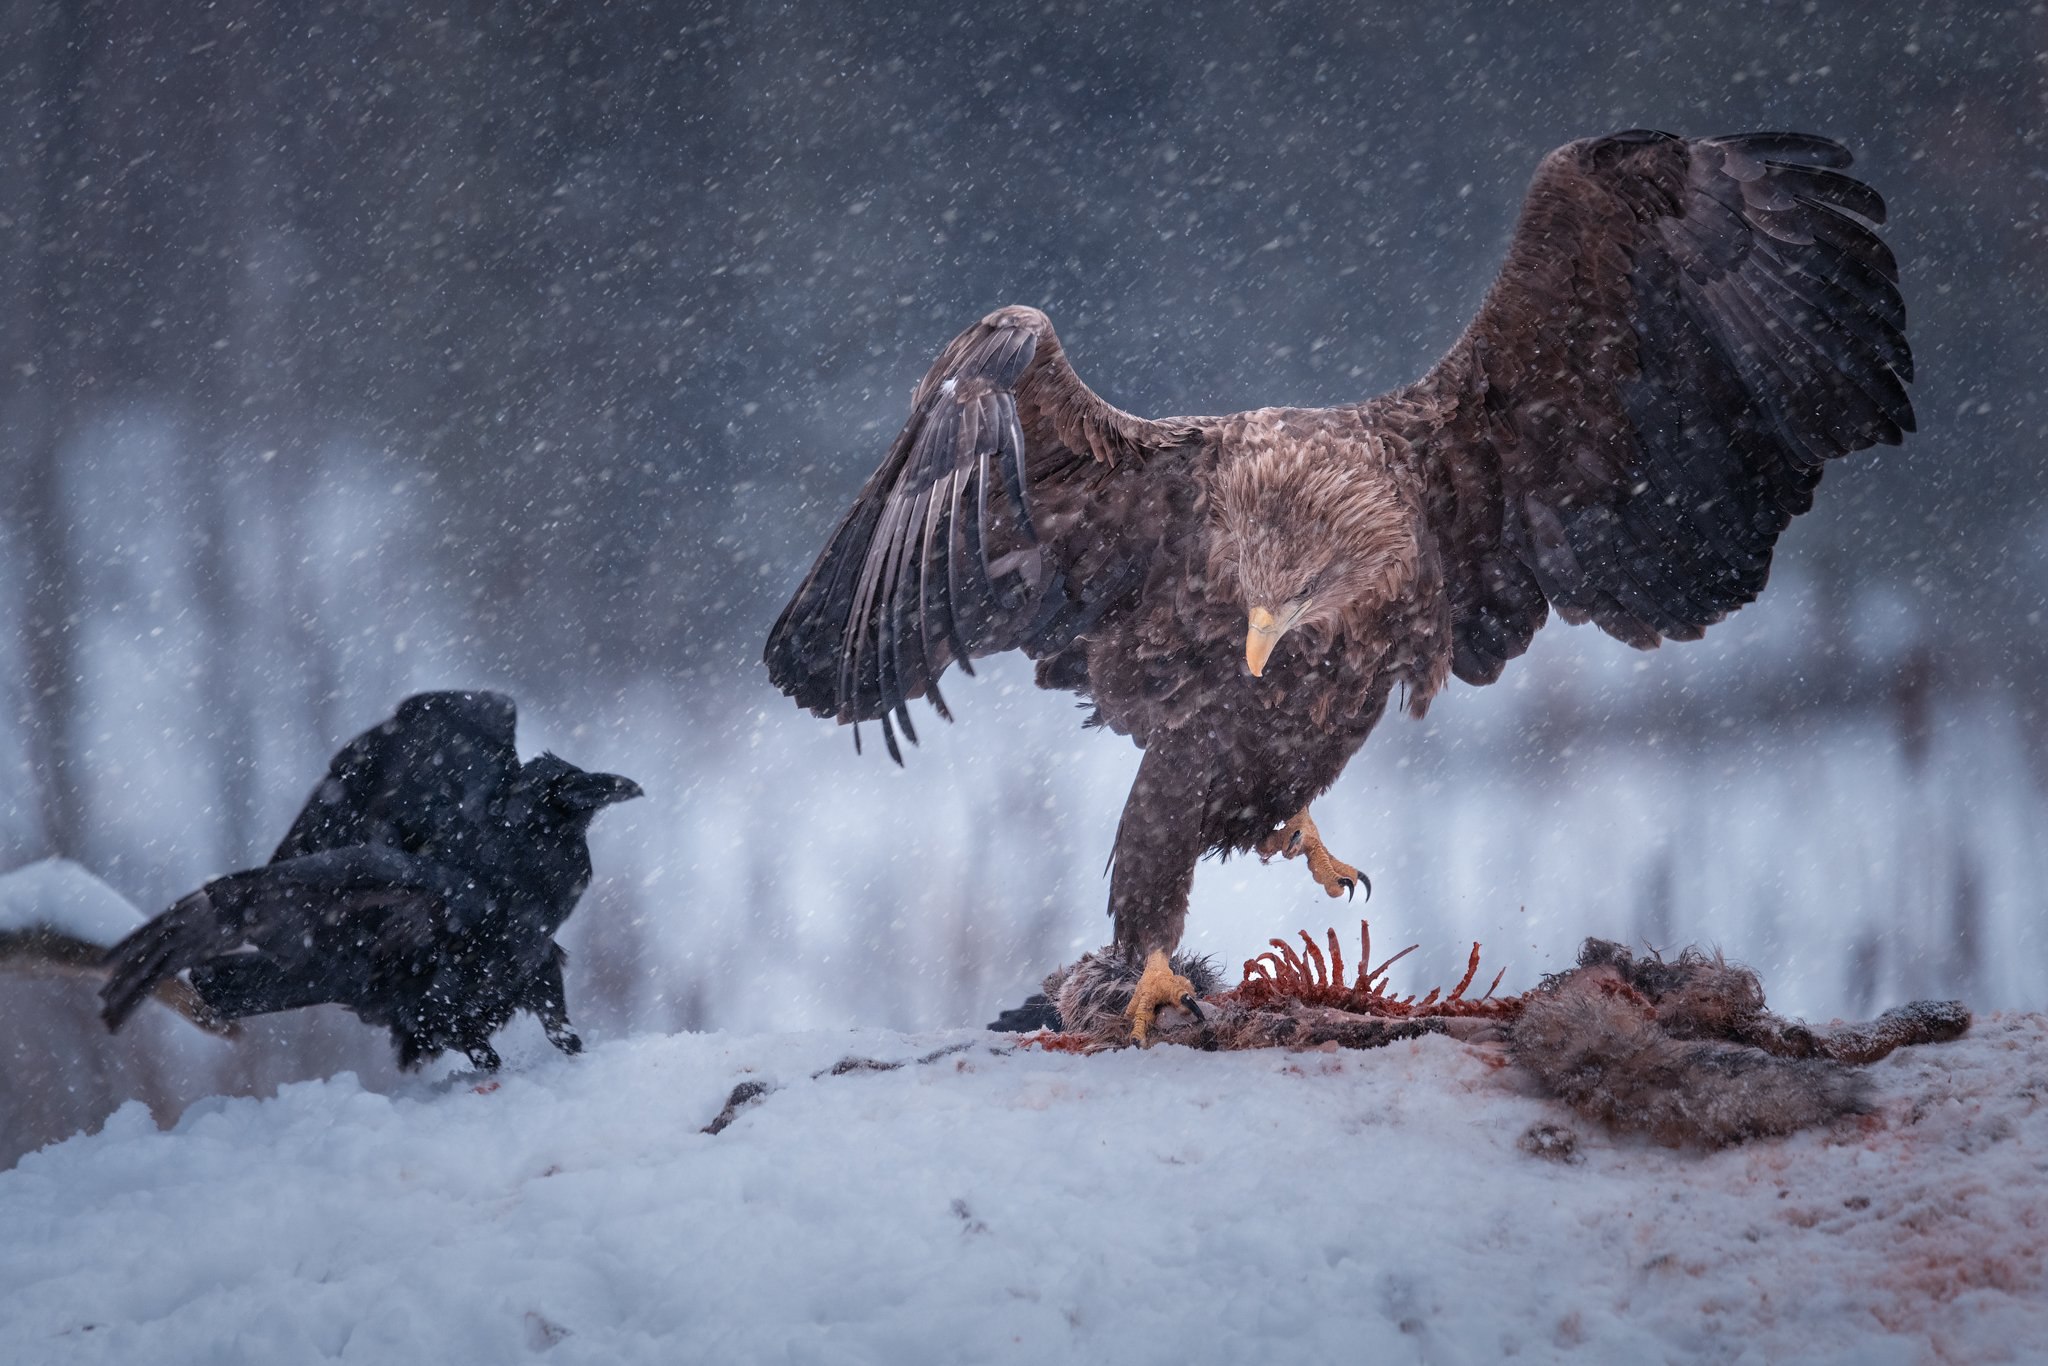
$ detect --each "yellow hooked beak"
[1245,605,1286,677]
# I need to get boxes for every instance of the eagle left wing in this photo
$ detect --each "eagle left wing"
[1386,130,1913,685]
[766,306,1197,760]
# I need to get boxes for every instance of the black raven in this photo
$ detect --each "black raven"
[99,691,642,1070]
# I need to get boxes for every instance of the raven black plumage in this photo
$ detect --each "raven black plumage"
[99,692,642,1069]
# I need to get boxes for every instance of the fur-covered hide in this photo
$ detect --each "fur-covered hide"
[996,938,1971,1149]
[1511,941,1968,1145]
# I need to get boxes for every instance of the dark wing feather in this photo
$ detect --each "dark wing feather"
[764,305,1196,759]
[271,690,521,864]
[1390,130,1913,684]
[99,846,468,1030]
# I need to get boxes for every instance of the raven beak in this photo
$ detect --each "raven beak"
[579,773,645,808]
[1245,606,1284,678]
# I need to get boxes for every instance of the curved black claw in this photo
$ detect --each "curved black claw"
[1180,993,1205,1022]
[1339,877,1355,901]
[1359,872,1373,903]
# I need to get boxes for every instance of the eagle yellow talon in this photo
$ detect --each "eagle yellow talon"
[1258,807,1369,901]
[1126,949,1202,1045]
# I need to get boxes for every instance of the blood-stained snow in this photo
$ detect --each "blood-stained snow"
[2,1014,2042,1364]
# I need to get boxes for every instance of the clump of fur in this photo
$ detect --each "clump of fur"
[1575,938,1769,1041]
[1041,947,1224,1041]
[1512,975,1868,1147]
[1518,1122,1581,1164]
[1511,940,1969,1148]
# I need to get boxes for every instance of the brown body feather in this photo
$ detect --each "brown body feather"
[765,130,1912,965]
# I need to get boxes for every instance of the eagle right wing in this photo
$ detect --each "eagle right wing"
[764,306,1197,760]
[1388,131,1912,686]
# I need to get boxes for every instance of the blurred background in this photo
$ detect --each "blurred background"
[1,0,2042,1165]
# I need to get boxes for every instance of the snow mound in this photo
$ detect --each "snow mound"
[0,860,147,946]
[2,1017,2042,1364]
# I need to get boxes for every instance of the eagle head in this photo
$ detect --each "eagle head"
[1207,430,1421,678]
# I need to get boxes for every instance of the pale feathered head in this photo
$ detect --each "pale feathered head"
[1206,429,1422,676]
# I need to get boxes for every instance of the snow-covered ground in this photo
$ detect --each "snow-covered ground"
[590,663,2048,1041]
[4,1014,2042,1365]
[0,860,150,946]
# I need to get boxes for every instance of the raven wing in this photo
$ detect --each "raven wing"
[271,691,521,864]
[764,305,1199,760]
[99,846,477,1030]
[1389,130,1912,685]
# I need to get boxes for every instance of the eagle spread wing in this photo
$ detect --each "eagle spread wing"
[764,305,1195,760]
[1396,130,1913,685]
[774,128,1914,1043]
[271,690,521,864]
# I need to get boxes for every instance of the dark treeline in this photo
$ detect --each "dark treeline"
[0,0,2042,1160]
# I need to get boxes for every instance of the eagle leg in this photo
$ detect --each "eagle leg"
[1258,808,1369,901]
[1125,948,1204,1046]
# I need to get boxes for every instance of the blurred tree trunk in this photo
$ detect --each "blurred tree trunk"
[10,0,98,862]
[183,4,265,867]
